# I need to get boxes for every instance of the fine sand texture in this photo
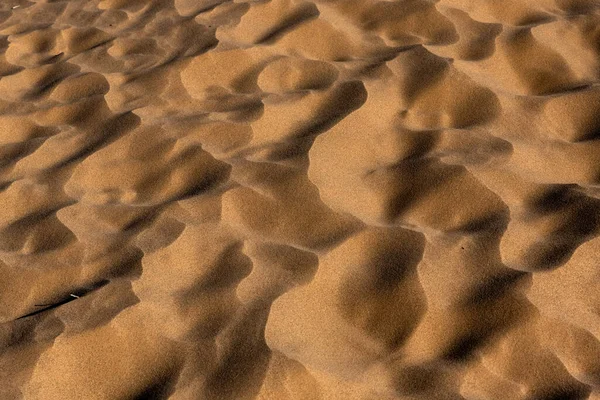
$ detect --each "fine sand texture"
[2,0,600,399]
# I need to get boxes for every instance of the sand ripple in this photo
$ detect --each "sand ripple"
[1,0,600,399]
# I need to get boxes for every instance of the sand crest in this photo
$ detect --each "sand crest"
[1,0,600,399]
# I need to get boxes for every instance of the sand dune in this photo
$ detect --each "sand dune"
[1,0,600,399]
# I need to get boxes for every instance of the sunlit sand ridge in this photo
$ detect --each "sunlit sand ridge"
[1,0,600,399]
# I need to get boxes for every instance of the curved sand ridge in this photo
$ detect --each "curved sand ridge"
[0,0,600,399]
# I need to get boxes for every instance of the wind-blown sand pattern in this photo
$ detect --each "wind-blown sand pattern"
[1,0,600,399]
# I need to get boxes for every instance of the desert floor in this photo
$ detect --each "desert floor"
[1,0,600,399]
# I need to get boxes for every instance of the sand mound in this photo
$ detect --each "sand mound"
[2,0,600,399]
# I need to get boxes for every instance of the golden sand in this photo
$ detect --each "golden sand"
[1,0,600,399]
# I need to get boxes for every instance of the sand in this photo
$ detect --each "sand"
[1,0,600,399]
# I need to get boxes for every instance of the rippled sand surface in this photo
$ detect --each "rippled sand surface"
[2,0,600,399]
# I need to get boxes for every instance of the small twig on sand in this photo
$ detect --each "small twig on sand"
[35,294,79,307]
